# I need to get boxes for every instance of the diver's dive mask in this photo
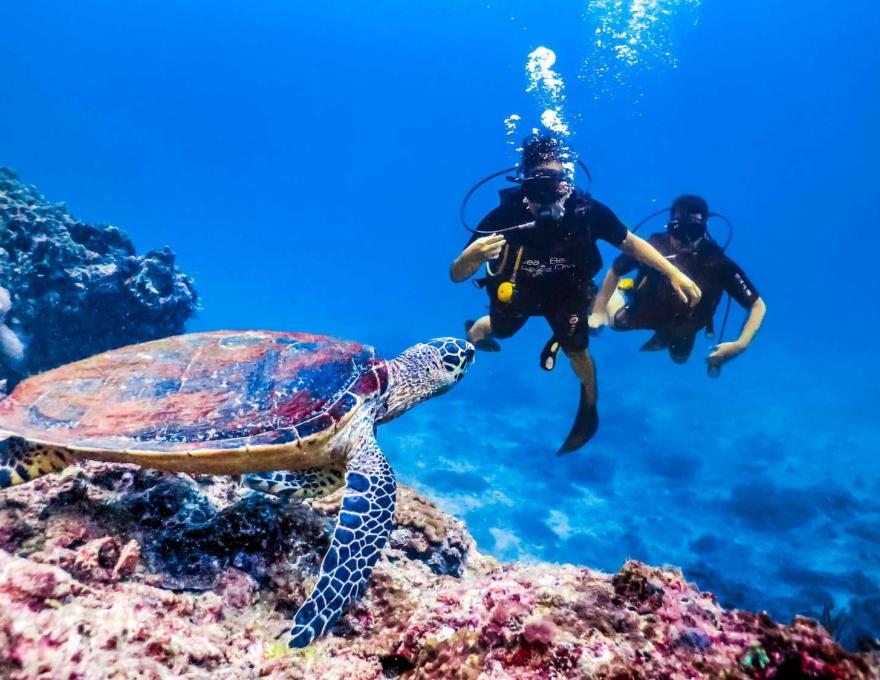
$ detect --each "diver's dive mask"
[522,170,570,227]
[667,209,708,243]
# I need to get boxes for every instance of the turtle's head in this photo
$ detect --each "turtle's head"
[380,338,475,423]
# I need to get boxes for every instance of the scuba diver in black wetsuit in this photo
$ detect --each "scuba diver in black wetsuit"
[450,134,702,452]
[589,195,767,371]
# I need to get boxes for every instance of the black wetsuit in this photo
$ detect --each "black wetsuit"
[468,188,628,352]
[611,232,760,362]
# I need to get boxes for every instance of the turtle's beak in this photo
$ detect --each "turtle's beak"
[432,338,475,384]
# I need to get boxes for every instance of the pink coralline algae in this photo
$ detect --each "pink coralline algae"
[0,461,877,679]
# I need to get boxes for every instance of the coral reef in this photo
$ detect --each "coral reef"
[0,461,877,679]
[0,168,197,388]
[0,285,24,395]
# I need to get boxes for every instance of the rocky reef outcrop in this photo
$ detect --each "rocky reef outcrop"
[0,462,877,679]
[0,168,198,390]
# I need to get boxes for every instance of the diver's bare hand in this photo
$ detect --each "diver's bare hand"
[707,341,745,366]
[588,311,608,331]
[464,234,506,264]
[669,271,701,307]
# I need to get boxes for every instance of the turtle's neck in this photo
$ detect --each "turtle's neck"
[380,350,436,423]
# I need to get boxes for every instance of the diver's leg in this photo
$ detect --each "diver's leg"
[464,316,500,351]
[466,306,528,352]
[546,309,594,395]
[547,308,600,453]
[0,435,71,489]
[565,349,597,403]
[243,467,345,500]
[558,348,600,454]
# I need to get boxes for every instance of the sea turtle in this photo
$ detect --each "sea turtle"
[0,330,474,647]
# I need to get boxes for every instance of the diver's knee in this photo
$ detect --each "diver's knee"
[668,345,692,364]
[668,336,695,364]
[466,317,492,341]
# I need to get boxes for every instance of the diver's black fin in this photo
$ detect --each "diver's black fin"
[640,332,669,352]
[465,320,501,352]
[539,336,561,371]
[557,384,599,455]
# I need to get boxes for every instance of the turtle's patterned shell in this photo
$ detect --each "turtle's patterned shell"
[0,331,389,454]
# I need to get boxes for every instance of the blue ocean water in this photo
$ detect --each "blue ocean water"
[3,0,879,643]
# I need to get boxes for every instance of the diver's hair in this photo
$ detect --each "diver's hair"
[521,132,564,173]
[671,194,709,220]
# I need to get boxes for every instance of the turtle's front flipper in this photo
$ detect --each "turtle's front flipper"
[242,467,345,500]
[0,435,71,489]
[287,437,396,648]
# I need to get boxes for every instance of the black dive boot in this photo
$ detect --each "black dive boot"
[539,335,561,371]
[640,332,669,352]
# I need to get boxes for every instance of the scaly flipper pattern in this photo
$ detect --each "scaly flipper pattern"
[0,435,71,488]
[242,467,345,499]
[287,437,396,648]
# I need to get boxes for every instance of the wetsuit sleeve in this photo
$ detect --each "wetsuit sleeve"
[589,200,628,247]
[722,258,761,308]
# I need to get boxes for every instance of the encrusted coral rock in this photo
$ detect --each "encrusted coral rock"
[0,461,877,679]
[0,168,197,386]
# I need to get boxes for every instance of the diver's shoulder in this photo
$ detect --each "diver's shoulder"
[576,194,618,219]
[646,230,672,247]
[497,186,523,210]
[700,237,729,259]
[479,192,527,227]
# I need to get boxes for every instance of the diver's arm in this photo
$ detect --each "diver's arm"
[708,297,766,364]
[450,234,505,282]
[588,268,621,328]
[618,232,701,306]
[735,296,766,347]
[592,268,620,313]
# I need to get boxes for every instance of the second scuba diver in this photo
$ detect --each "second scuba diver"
[589,195,766,372]
[451,134,701,453]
